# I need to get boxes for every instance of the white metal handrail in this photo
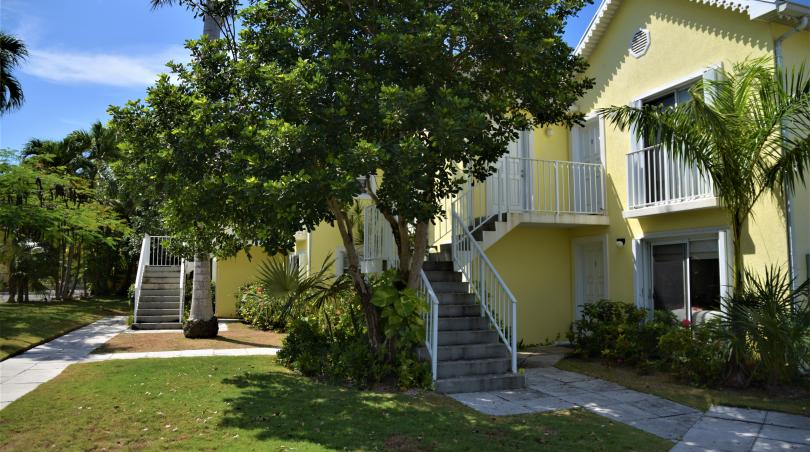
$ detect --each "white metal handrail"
[417,269,440,381]
[149,235,181,266]
[133,234,150,321]
[362,204,399,273]
[451,210,518,373]
[178,259,186,321]
[627,144,714,209]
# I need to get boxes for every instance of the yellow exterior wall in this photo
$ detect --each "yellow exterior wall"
[214,247,281,318]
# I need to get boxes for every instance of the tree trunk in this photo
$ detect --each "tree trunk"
[406,222,430,289]
[68,242,82,300]
[328,199,385,352]
[7,259,17,303]
[183,254,218,338]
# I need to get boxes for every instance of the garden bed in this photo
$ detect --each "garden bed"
[93,322,285,354]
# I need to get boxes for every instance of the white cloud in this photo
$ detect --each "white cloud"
[23,46,190,88]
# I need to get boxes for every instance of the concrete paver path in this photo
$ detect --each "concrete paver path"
[0,317,280,410]
[451,367,810,451]
[452,367,703,441]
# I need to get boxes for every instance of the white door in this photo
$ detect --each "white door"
[572,118,603,213]
[574,238,606,319]
[488,131,529,216]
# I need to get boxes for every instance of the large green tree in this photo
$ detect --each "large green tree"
[112,0,593,352]
[600,58,810,293]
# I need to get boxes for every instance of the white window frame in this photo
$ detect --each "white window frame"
[633,227,732,319]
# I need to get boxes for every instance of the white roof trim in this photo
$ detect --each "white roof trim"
[573,0,794,59]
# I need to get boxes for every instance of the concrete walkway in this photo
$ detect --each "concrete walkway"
[452,366,703,441]
[451,366,810,450]
[0,316,128,409]
[675,406,810,451]
[0,317,280,410]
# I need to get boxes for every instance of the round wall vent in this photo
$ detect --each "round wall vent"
[629,29,650,58]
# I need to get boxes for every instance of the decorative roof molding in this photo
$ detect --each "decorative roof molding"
[573,0,806,59]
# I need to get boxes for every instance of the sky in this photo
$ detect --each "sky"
[0,0,601,153]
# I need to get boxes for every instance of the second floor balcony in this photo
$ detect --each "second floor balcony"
[625,145,718,217]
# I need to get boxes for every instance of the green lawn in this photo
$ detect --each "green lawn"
[0,356,671,451]
[0,297,129,360]
[557,357,810,417]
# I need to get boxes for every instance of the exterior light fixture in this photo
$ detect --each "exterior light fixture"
[616,238,626,248]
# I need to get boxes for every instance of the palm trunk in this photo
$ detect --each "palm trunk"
[731,212,745,295]
[183,253,218,338]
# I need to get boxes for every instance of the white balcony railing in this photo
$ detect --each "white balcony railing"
[456,157,606,232]
[627,145,715,210]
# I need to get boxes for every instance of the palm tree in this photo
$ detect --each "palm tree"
[0,32,28,114]
[600,58,810,294]
[150,0,222,338]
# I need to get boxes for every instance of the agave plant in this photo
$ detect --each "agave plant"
[718,266,810,388]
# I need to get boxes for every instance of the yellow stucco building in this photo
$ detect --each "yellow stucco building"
[214,0,810,349]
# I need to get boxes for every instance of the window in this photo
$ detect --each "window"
[650,237,721,322]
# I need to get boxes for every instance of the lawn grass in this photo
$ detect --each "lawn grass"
[0,356,672,451]
[0,297,129,360]
[557,357,810,417]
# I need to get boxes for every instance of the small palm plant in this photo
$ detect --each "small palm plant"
[600,58,810,293]
[718,267,810,388]
[257,254,353,334]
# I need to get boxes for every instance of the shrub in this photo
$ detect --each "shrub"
[658,320,728,387]
[718,267,810,388]
[236,283,309,331]
[277,271,431,390]
[568,300,678,365]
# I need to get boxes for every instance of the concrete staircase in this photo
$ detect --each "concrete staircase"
[133,265,182,330]
[423,245,524,393]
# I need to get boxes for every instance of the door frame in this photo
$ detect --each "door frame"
[572,234,609,320]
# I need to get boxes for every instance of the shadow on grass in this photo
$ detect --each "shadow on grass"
[217,370,540,451]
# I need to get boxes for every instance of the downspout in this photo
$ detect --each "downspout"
[773,14,809,290]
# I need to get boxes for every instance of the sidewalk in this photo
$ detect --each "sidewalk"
[0,316,128,409]
[0,316,280,410]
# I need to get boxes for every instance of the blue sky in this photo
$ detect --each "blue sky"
[0,0,600,152]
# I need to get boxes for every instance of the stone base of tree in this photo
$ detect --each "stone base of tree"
[183,317,219,338]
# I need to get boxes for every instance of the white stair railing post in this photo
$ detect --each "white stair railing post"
[178,259,186,322]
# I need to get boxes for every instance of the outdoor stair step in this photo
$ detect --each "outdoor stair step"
[438,303,481,317]
[436,292,476,305]
[430,281,469,293]
[437,329,499,346]
[144,266,180,273]
[139,296,180,304]
[438,316,490,331]
[138,308,179,316]
[132,322,183,330]
[139,302,180,310]
[142,276,180,283]
[436,343,510,361]
[140,288,181,296]
[422,261,453,271]
[435,373,525,394]
[428,252,452,263]
[437,357,511,379]
[136,315,180,323]
[423,270,462,282]
[141,283,181,290]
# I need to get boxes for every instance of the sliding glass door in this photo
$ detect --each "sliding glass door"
[651,239,721,322]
